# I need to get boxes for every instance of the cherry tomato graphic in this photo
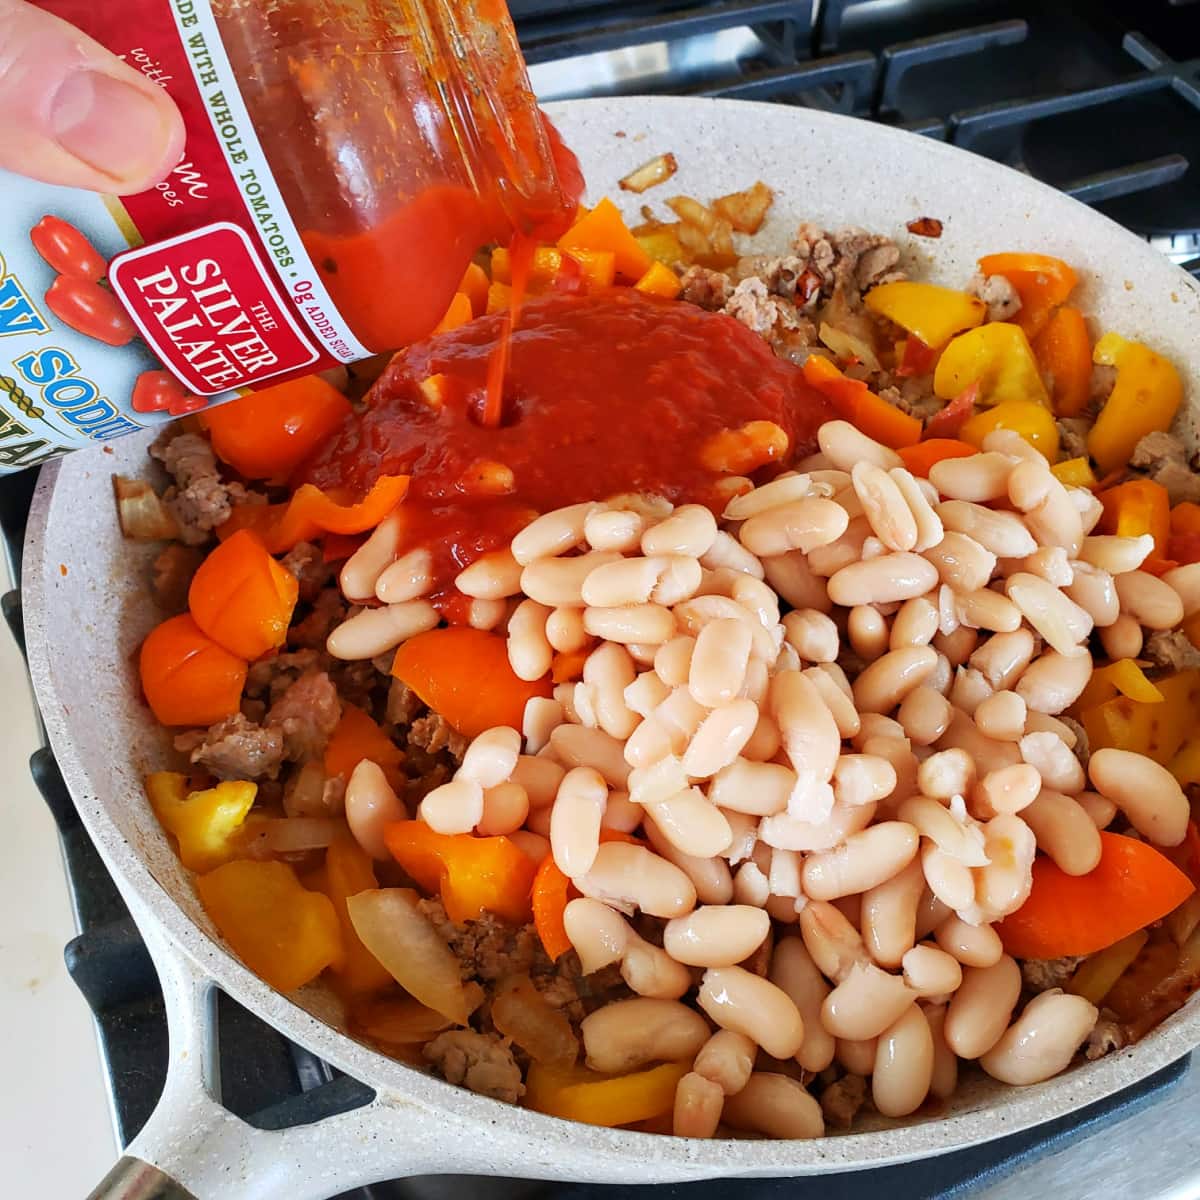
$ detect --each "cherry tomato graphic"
[45,275,136,346]
[30,216,107,282]
[168,393,210,417]
[132,370,187,413]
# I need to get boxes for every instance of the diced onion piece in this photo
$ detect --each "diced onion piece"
[346,888,472,1024]
[113,475,179,541]
[491,974,580,1067]
[666,195,718,234]
[259,817,341,853]
[819,322,881,372]
[354,996,454,1046]
[712,181,774,234]
[619,153,679,194]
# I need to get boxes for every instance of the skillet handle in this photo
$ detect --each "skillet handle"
[81,913,450,1200]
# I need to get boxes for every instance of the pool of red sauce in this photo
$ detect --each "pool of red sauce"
[301,289,835,607]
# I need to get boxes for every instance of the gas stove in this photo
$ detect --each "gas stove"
[7,2,1200,1198]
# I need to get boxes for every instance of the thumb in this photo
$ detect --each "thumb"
[0,0,185,193]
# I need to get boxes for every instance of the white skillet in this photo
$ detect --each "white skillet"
[25,96,1200,1199]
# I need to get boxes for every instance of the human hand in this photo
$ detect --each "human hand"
[0,0,184,192]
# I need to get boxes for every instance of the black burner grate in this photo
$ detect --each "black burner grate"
[5,2,1200,1197]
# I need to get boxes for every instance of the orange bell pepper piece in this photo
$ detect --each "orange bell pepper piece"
[391,627,552,739]
[802,354,922,448]
[323,702,405,792]
[458,262,489,316]
[996,832,1194,959]
[196,858,343,992]
[188,529,299,660]
[557,197,652,281]
[139,613,247,727]
[200,375,351,481]
[486,280,513,315]
[551,648,589,684]
[434,292,474,334]
[1088,332,1183,475]
[532,854,575,960]
[977,252,1078,339]
[1033,305,1092,417]
[524,1060,691,1127]
[218,475,410,554]
[321,836,394,993]
[633,261,682,300]
[1169,503,1200,566]
[567,249,616,291]
[1098,479,1171,572]
[897,438,976,478]
[384,820,537,923]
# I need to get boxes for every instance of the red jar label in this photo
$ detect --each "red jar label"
[109,223,319,395]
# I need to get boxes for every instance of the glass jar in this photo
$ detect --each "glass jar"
[214,0,582,352]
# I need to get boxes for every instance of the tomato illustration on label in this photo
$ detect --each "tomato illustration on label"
[29,216,107,282]
[45,275,137,347]
[132,370,187,413]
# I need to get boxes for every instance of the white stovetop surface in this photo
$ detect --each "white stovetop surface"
[0,554,115,1194]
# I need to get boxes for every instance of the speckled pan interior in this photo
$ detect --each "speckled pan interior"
[23,96,1200,1180]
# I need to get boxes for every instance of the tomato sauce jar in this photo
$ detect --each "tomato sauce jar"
[0,0,579,471]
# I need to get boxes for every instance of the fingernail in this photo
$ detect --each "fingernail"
[51,71,168,186]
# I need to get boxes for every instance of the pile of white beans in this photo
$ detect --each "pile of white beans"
[330,416,1200,1138]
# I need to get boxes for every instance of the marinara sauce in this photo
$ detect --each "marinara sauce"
[302,290,836,601]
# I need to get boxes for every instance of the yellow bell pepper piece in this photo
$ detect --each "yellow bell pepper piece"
[636,229,686,266]
[934,322,1050,409]
[524,1059,690,1127]
[864,281,986,349]
[146,772,256,872]
[1068,929,1148,1005]
[486,281,512,315]
[960,398,1059,460]
[1051,456,1098,489]
[1087,332,1184,474]
[1077,669,1200,765]
[1168,736,1200,787]
[634,261,683,300]
[1076,659,1165,712]
[196,859,342,992]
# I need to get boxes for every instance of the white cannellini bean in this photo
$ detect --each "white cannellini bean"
[641,504,718,558]
[681,699,759,779]
[929,452,1015,502]
[1015,648,1093,714]
[944,955,1022,1059]
[583,642,639,739]
[821,960,917,1041]
[550,767,607,877]
[511,502,597,564]
[644,812,735,905]
[345,759,406,860]
[923,531,997,593]
[418,777,484,835]
[458,726,521,789]
[563,897,629,973]
[890,596,939,650]
[852,461,919,551]
[1064,561,1120,627]
[507,598,554,681]
[873,1003,935,1118]
[663,906,771,967]
[647,787,732,859]
[1088,747,1190,846]
[700,530,766,580]
[585,507,644,553]
[890,468,944,552]
[901,943,963,996]
[688,618,753,707]
[763,551,831,612]
[326,600,439,660]
[980,991,1098,1085]
[801,822,919,901]
[1115,570,1185,630]
[818,420,903,472]
[851,645,938,714]
[583,603,676,646]
[1020,789,1102,875]
[521,550,621,607]
[522,697,563,756]
[974,690,1027,742]
[573,841,696,917]
[723,474,816,521]
[476,782,529,836]
[376,548,434,603]
[510,755,566,809]
[937,500,1038,558]
[454,547,522,599]
[721,1073,825,1140]
[1005,572,1093,656]
[697,966,806,1059]
[1077,534,1155,575]
[827,553,940,607]
[709,759,795,816]
[1162,563,1200,617]
[339,510,404,600]
[1099,613,1143,660]
[771,670,841,785]
[739,498,850,558]
[581,998,710,1074]
[1019,731,1086,794]
[861,857,924,968]
[550,724,632,789]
